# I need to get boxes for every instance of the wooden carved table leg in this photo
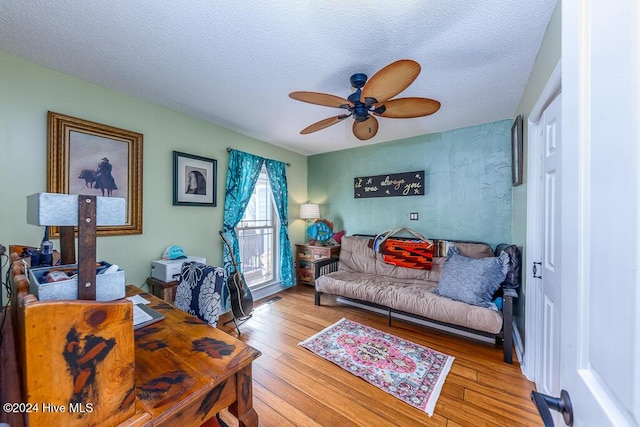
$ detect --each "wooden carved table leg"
[229,365,258,427]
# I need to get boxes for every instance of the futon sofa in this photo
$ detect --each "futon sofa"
[314,235,520,363]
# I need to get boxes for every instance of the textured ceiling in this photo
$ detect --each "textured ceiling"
[0,0,557,155]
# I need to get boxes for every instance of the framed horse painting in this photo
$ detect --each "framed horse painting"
[47,112,143,236]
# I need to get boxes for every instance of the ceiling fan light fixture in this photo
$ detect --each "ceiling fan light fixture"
[353,116,379,141]
[289,59,439,141]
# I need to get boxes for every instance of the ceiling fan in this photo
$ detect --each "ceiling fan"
[289,59,441,141]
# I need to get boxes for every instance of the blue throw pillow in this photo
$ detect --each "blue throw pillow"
[434,246,509,310]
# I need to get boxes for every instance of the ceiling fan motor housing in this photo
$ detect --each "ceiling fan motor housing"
[347,87,371,121]
[353,104,370,121]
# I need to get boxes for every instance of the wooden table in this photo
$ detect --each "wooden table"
[0,285,261,427]
[124,285,261,426]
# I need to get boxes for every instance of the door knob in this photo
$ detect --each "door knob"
[531,389,573,426]
[533,261,542,279]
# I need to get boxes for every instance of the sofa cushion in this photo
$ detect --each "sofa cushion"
[434,247,509,310]
[338,236,378,274]
[315,271,504,334]
[432,240,495,258]
[453,241,495,259]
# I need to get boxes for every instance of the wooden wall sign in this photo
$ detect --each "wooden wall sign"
[354,170,425,198]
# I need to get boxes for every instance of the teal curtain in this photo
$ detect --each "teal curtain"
[265,159,294,287]
[221,150,263,309]
[221,150,295,309]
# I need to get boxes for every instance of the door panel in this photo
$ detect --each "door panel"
[542,295,557,393]
[561,0,639,424]
[544,169,556,271]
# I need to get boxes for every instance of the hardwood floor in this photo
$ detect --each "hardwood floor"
[218,285,541,427]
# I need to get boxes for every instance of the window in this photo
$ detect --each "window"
[236,166,279,289]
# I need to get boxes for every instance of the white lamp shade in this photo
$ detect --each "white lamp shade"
[299,203,320,219]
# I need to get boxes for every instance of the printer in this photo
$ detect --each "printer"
[150,256,206,282]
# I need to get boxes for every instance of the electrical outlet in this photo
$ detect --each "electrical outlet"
[409,212,419,220]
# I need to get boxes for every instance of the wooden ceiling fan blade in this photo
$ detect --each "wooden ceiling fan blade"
[289,91,352,109]
[374,97,441,118]
[300,114,350,134]
[352,116,379,140]
[361,59,421,104]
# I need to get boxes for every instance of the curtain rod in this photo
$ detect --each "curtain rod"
[226,147,291,167]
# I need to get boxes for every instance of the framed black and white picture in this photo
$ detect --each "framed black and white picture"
[173,151,217,206]
[511,114,523,186]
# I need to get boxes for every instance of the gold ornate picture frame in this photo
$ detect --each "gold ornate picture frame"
[47,111,143,236]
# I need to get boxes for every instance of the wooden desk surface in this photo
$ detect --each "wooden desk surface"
[123,285,261,427]
[0,285,261,427]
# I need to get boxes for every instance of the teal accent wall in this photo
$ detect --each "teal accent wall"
[308,120,512,248]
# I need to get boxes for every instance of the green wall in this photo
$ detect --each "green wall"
[308,120,513,248]
[0,52,308,295]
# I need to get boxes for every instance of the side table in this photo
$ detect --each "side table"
[147,276,179,303]
[295,244,340,286]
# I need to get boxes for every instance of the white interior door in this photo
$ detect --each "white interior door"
[524,61,561,385]
[559,0,640,425]
[527,90,563,425]
[538,94,562,419]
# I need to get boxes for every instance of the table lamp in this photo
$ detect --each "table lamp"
[299,203,320,242]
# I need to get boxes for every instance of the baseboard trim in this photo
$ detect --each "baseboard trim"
[513,321,524,360]
[512,320,531,378]
[219,282,285,317]
[250,281,283,302]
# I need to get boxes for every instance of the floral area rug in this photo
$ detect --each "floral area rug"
[298,318,454,416]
